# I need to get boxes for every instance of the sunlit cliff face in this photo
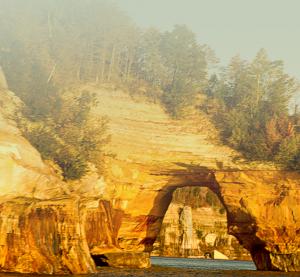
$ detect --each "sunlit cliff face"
[0,85,299,273]
[0,2,299,273]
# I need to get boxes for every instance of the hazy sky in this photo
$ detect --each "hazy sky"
[115,0,300,80]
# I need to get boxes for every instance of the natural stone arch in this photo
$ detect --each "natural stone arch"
[1,87,299,273]
[151,186,251,260]
[128,167,300,272]
[85,161,300,272]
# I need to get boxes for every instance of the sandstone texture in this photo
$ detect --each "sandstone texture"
[0,88,95,274]
[0,85,299,273]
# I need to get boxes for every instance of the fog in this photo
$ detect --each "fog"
[0,0,299,176]
[116,0,300,80]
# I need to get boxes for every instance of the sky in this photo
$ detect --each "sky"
[115,0,300,80]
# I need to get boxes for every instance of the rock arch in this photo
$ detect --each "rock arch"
[0,87,299,273]
[83,161,300,272]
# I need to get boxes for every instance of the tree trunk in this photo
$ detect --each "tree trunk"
[100,48,107,82]
[107,45,116,82]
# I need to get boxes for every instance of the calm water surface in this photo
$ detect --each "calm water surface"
[0,258,299,277]
[90,257,300,276]
[151,256,257,270]
[89,257,300,276]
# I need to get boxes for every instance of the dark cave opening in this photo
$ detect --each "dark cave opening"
[91,254,109,267]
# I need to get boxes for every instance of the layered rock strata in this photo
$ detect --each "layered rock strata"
[0,89,95,273]
[0,86,299,273]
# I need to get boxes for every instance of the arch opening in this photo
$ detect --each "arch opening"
[84,166,299,272]
[150,186,252,261]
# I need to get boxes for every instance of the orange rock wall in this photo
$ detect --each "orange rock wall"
[0,87,299,273]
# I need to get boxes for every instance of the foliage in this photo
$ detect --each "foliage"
[159,25,208,117]
[19,91,109,180]
[274,136,300,171]
[196,229,204,239]
[205,190,220,208]
[0,1,210,119]
[1,1,300,173]
[219,207,226,215]
[204,50,299,167]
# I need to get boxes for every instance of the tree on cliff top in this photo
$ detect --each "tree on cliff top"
[159,25,208,117]
[0,1,211,119]
[1,0,299,173]
[204,49,299,164]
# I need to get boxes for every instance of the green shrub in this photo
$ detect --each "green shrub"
[275,136,300,170]
[196,229,204,239]
[204,50,299,167]
[19,90,109,180]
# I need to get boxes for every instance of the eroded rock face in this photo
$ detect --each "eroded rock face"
[0,89,68,200]
[0,86,299,273]
[0,89,95,273]
[214,171,300,271]
[89,88,300,272]
[0,66,8,89]
[0,198,96,274]
[102,163,300,271]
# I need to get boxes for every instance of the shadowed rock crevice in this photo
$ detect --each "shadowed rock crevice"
[92,254,109,267]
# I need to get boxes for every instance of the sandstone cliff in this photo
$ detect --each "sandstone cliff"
[0,88,95,273]
[0,85,299,273]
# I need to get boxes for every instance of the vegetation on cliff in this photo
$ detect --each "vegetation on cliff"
[19,90,109,180]
[0,0,299,177]
[203,50,300,165]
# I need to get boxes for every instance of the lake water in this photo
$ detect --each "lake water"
[151,256,257,270]
[89,257,299,276]
[0,257,299,277]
